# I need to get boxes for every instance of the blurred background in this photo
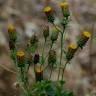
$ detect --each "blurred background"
[0,0,96,96]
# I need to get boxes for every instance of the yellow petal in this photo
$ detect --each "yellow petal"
[82,31,91,38]
[59,2,69,9]
[8,24,15,33]
[44,6,52,13]
[68,43,77,50]
[17,51,25,58]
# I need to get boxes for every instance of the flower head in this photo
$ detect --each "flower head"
[16,51,25,67]
[35,67,43,73]
[82,31,91,40]
[43,6,53,15]
[51,27,59,42]
[59,2,69,9]
[43,6,54,23]
[77,31,91,48]
[35,64,43,81]
[66,43,77,61]
[48,49,56,65]
[8,24,16,33]
[68,44,77,53]
[8,24,17,42]
[17,51,25,59]
[60,2,70,19]
[43,25,49,41]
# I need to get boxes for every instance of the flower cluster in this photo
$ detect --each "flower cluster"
[7,1,91,96]
[66,31,91,61]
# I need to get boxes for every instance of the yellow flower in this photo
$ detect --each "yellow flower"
[43,6,52,15]
[68,44,77,49]
[59,2,69,9]
[66,43,77,61]
[77,31,91,48]
[17,51,25,62]
[35,65,43,81]
[43,6,54,23]
[8,24,15,33]
[82,31,91,40]
[35,67,43,73]
[68,43,77,53]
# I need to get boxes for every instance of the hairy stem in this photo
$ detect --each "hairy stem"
[49,64,53,80]
[61,61,68,80]
[20,67,30,96]
[57,32,63,80]
[44,41,53,61]
[41,40,46,69]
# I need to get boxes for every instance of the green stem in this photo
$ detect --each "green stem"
[20,67,27,95]
[20,68,27,90]
[41,40,46,65]
[26,63,30,73]
[62,8,64,17]
[61,61,68,80]
[20,67,31,96]
[43,64,49,71]
[57,32,63,80]
[44,41,53,61]
[49,64,53,80]
[41,42,54,79]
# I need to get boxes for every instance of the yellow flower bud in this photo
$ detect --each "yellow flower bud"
[35,64,43,81]
[82,31,91,40]
[8,24,17,42]
[8,24,16,33]
[68,44,77,53]
[43,6,53,15]
[43,6,54,23]
[66,44,77,61]
[59,2,69,9]
[35,67,43,73]
[17,51,25,64]
[77,31,91,48]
